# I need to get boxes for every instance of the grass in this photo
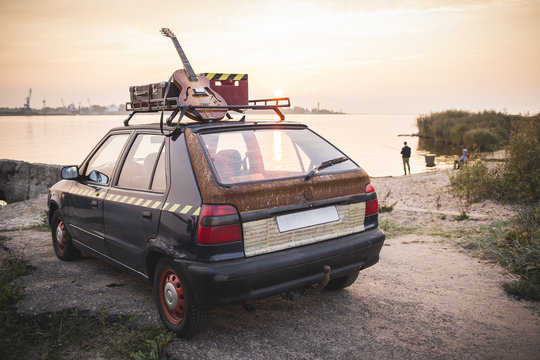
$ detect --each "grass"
[443,117,539,300]
[378,190,397,213]
[457,207,540,301]
[426,226,482,240]
[379,204,395,213]
[381,218,482,241]
[379,219,419,238]
[22,213,50,232]
[0,236,174,360]
[416,110,538,151]
[454,211,469,221]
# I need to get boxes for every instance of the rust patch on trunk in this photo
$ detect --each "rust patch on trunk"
[185,128,371,213]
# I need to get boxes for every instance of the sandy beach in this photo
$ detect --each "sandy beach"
[372,168,516,228]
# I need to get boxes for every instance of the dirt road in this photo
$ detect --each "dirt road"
[4,228,539,360]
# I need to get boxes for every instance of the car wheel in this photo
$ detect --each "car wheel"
[154,258,207,338]
[51,210,81,261]
[326,270,359,290]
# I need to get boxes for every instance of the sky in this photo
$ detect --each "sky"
[0,0,539,114]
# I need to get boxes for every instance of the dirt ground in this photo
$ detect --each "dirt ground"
[1,169,539,359]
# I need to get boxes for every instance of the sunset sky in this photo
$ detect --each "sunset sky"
[0,0,539,114]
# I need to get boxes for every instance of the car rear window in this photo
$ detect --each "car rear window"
[199,128,358,184]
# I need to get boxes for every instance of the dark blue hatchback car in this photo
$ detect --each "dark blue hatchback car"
[48,119,385,337]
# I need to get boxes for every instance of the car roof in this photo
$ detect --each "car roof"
[109,120,308,133]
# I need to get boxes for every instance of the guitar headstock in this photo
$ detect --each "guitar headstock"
[160,28,175,39]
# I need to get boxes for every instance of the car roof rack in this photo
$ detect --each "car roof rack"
[123,97,291,127]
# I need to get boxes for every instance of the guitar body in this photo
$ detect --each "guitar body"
[161,28,228,122]
[172,69,227,121]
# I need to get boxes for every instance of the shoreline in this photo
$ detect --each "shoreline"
[372,168,515,228]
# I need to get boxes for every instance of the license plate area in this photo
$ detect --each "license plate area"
[276,206,340,233]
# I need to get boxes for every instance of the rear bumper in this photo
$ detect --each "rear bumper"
[178,227,385,306]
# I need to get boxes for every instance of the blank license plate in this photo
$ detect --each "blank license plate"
[276,206,340,233]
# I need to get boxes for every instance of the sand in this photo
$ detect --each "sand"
[372,168,516,229]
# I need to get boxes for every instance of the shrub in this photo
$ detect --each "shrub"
[458,206,540,301]
[504,118,540,203]
[486,207,540,300]
[449,117,539,205]
[378,190,397,213]
[416,110,535,150]
[448,160,493,211]
[448,118,540,301]
[463,128,502,151]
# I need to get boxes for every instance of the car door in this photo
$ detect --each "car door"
[104,132,168,273]
[68,133,131,255]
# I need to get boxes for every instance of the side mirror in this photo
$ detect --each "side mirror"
[61,166,80,180]
[88,170,109,184]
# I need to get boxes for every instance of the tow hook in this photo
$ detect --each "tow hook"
[314,265,331,292]
[281,265,332,301]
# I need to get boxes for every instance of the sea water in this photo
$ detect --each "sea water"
[0,113,457,177]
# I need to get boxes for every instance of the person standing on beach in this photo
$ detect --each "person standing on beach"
[401,141,411,175]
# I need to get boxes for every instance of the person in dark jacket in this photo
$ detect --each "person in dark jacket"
[401,141,411,175]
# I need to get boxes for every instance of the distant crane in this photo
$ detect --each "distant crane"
[24,88,32,110]
[87,97,92,107]
[61,98,65,108]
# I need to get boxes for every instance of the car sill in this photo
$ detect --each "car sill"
[70,224,105,241]
[72,239,149,280]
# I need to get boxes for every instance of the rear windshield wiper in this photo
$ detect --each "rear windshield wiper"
[304,156,349,181]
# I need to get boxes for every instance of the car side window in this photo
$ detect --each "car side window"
[117,134,165,190]
[150,149,166,191]
[85,134,130,184]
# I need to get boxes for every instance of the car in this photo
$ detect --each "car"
[47,112,385,337]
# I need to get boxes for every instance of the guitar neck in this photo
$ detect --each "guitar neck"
[170,37,198,81]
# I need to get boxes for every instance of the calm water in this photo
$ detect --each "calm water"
[0,113,455,177]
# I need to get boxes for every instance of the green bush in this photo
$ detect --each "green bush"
[463,128,502,151]
[504,118,540,203]
[448,161,494,209]
[416,110,537,150]
[480,207,540,301]
[449,118,539,205]
[448,119,540,301]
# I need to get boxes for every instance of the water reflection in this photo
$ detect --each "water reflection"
[0,114,459,177]
[418,137,463,156]
[272,130,282,164]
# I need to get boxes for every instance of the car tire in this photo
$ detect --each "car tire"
[153,258,207,338]
[326,270,359,290]
[51,209,81,261]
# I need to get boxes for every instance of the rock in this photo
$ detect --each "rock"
[0,160,63,203]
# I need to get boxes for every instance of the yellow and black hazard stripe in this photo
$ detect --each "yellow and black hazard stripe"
[200,73,248,81]
[70,188,106,199]
[66,188,201,216]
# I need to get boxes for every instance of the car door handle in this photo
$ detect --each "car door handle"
[91,200,98,208]
[142,211,152,219]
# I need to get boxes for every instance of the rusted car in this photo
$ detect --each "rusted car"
[48,114,385,337]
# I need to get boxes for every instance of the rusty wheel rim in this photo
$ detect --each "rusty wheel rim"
[159,269,185,324]
[55,218,66,253]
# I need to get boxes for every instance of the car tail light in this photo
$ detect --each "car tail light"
[197,204,242,244]
[365,183,379,216]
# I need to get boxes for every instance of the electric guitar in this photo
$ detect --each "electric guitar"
[160,28,227,121]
